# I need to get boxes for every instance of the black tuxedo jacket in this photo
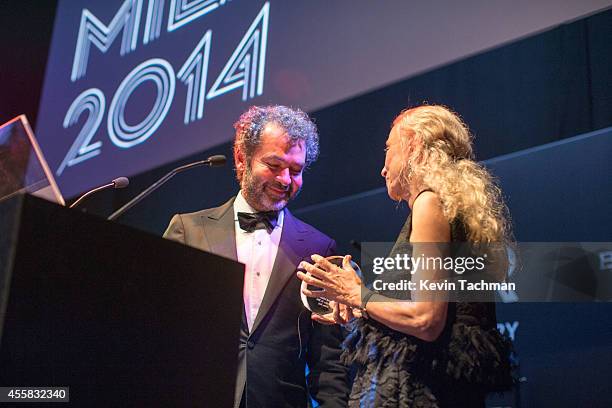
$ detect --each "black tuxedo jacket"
[163,197,349,408]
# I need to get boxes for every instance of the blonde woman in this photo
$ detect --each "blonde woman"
[298,105,513,407]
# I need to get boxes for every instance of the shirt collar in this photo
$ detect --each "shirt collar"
[233,190,284,228]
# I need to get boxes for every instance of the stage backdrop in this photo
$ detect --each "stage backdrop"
[35,0,612,198]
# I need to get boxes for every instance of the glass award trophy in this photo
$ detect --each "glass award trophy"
[300,255,362,315]
[0,115,64,205]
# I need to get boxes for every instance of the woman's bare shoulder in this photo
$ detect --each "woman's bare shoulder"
[410,191,450,242]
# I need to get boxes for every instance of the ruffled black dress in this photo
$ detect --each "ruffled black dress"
[342,215,513,407]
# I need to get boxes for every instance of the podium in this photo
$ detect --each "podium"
[0,194,244,406]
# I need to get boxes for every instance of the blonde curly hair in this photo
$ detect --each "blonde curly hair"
[392,105,511,243]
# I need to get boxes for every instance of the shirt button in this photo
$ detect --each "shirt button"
[257,241,262,246]
[256,272,260,276]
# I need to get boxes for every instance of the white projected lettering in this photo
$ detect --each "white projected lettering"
[71,0,144,82]
[57,88,106,176]
[108,58,176,148]
[207,2,269,101]
[59,2,269,175]
[177,30,212,124]
[143,0,164,45]
[167,0,228,32]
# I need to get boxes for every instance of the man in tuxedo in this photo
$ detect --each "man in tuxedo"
[163,105,349,408]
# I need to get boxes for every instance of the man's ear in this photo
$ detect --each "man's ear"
[234,148,246,181]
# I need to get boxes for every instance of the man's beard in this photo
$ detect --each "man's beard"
[241,165,300,211]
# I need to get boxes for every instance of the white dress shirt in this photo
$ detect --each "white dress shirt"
[234,191,284,331]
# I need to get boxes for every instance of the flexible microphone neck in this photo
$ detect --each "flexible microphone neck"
[107,155,226,221]
[69,177,129,209]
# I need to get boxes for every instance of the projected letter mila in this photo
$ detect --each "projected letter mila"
[59,2,269,176]
[71,0,144,82]
[167,0,229,32]
[143,0,164,45]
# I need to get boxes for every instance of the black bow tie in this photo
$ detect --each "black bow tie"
[237,211,279,233]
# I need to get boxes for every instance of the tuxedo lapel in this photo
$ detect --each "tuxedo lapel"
[201,197,238,261]
[251,210,308,334]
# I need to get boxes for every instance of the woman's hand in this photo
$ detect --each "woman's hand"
[311,301,357,326]
[297,254,363,309]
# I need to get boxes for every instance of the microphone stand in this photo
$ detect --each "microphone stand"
[69,182,115,209]
[69,177,129,209]
[107,158,221,221]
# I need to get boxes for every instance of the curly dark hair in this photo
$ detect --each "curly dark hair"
[233,105,319,180]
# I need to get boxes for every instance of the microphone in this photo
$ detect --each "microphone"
[206,154,227,167]
[69,177,130,209]
[107,154,227,221]
[113,177,130,188]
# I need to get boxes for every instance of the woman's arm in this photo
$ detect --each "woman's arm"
[298,191,451,341]
[363,191,450,341]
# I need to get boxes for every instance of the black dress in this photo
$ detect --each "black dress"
[342,214,513,408]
